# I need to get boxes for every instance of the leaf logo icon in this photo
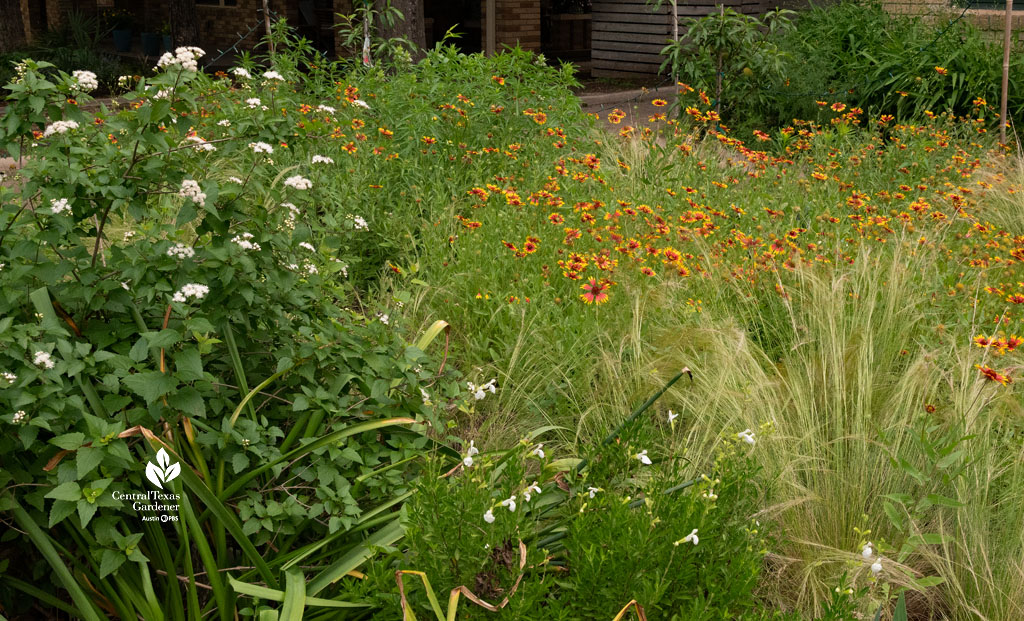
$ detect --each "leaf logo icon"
[145,448,181,489]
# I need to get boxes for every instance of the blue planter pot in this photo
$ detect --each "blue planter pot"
[141,32,161,56]
[163,34,173,53]
[112,29,133,52]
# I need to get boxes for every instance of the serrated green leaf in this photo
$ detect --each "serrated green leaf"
[76,446,104,478]
[45,482,82,502]
[121,371,178,403]
[173,348,204,382]
[51,432,86,450]
[48,499,77,527]
[99,548,126,579]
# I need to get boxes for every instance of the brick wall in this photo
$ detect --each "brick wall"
[482,0,541,52]
[882,0,1024,39]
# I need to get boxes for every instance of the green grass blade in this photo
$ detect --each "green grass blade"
[279,569,306,621]
[227,365,294,429]
[307,518,405,596]
[228,576,369,608]
[415,319,449,350]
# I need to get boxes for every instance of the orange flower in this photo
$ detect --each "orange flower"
[492,75,505,85]
[580,278,611,304]
[652,98,667,107]
[934,66,948,75]
[976,364,1011,386]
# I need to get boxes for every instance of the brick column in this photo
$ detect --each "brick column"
[482,0,540,53]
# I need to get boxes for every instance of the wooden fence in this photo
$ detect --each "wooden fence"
[591,0,769,78]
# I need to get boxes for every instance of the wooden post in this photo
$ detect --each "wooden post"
[672,0,679,107]
[485,0,495,56]
[263,0,275,54]
[1000,0,1013,144]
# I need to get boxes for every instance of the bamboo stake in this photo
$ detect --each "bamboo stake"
[1001,0,1013,144]
[263,0,274,54]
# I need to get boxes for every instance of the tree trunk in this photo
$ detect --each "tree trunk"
[0,0,27,54]
[376,0,425,53]
[169,0,201,49]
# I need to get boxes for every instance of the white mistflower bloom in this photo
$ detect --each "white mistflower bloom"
[155,52,176,70]
[263,70,284,81]
[217,119,231,127]
[228,176,244,184]
[123,230,136,242]
[171,283,209,303]
[178,179,206,206]
[33,351,55,369]
[352,99,370,110]
[231,232,261,251]
[185,135,216,152]
[50,198,71,215]
[636,450,652,465]
[377,313,389,325]
[298,242,316,252]
[483,509,495,524]
[153,88,172,100]
[246,97,262,109]
[282,202,301,229]
[12,410,28,425]
[311,154,334,165]
[72,70,98,92]
[283,175,312,190]
[249,141,273,154]
[117,75,133,88]
[352,215,369,231]
[317,104,336,113]
[462,440,479,467]
[166,243,196,260]
[420,386,431,404]
[674,528,699,546]
[121,281,130,291]
[42,120,79,137]
[231,67,251,78]
[1,371,16,382]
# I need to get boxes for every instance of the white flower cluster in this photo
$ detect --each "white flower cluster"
[286,260,318,276]
[484,481,543,524]
[352,99,370,110]
[156,46,205,72]
[317,104,336,114]
[283,175,312,190]
[11,61,29,84]
[467,379,497,401]
[231,67,251,79]
[246,97,262,109]
[72,70,98,92]
[350,215,369,231]
[43,120,79,138]
[228,176,244,184]
[311,154,334,165]
[172,283,209,303]
[217,119,231,127]
[281,202,301,229]
[231,232,261,251]
[377,312,389,325]
[249,141,273,154]
[263,70,285,81]
[737,428,756,446]
[2,371,17,383]
[33,351,55,369]
[153,88,172,100]
[186,135,216,152]
[167,243,195,260]
[179,179,206,207]
[123,230,136,242]
[50,198,71,215]
[117,75,133,88]
[12,410,28,425]
[862,542,883,575]
[298,242,316,252]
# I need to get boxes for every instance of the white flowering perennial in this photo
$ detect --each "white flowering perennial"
[12,410,28,425]
[231,232,261,251]
[172,283,209,303]
[668,410,679,425]
[1,371,16,383]
[587,486,601,499]
[523,482,542,502]
[228,176,244,184]
[532,444,545,459]
[282,202,301,229]
[311,154,334,165]
[217,119,231,127]
[33,351,55,369]
[42,120,79,138]
[377,313,389,325]
[483,509,495,524]
[467,379,497,401]
[674,529,699,546]
[249,141,274,154]
[462,440,479,467]
[72,70,98,92]
[50,198,71,215]
[283,175,312,190]
[179,179,206,207]
[153,88,172,100]
[231,67,251,78]
[636,449,652,465]
[263,70,285,81]
[166,243,196,260]
[351,215,369,231]
[861,542,883,575]
[298,242,316,252]
[737,428,756,446]
[117,75,133,88]
[156,46,205,72]
[246,97,262,109]
[501,495,517,512]
[352,99,370,109]
[185,135,216,152]
[317,104,336,114]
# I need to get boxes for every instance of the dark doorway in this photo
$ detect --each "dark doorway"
[541,0,590,74]
[424,0,481,54]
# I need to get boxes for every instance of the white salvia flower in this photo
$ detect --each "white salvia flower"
[231,67,251,78]
[862,543,873,560]
[246,97,262,108]
[33,351,55,369]
[217,119,231,127]
[311,154,334,164]
[871,561,882,575]
[533,444,545,459]
[462,440,479,467]
[12,410,28,425]
[283,175,312,190]
[1,371,16,382]
[185,135,216,152]
[263,70,284,81]
[166,243,195,260]
[121,281,130,291]
[317,104,336,113]
[674,528,699,546]
[483,509,495,524]
[587,486,601,499]
[171,283,209,303]
[523,482,542,502]
[50,198,71,215]
[249,141,274,154]
[352,99,370,109]
[231,232,261,251]
[298,242,316,252]
[738,428,756,446]
[668,410,679,424]
[636,450,652,465]
[501,495,517,512]
[42,120,79,137]
[178,180,206,207]
[72,70,98,92]
[228,176,244,184]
